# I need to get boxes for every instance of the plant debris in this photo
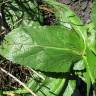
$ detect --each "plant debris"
[0,56,32,90]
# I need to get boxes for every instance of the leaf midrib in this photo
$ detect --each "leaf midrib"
[11,42,82,55]
[5,34,83,56]
[37,45,82,55]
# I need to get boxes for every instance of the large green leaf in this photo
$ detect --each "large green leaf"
[42,2,87,73]
[0,25,84,72]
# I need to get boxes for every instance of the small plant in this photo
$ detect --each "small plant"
[0,0,96,96]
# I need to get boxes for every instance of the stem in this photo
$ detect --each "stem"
[0,67,37,96]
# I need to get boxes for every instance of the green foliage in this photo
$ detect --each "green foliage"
[86,23,96,54]
[0,0,96,96]
[0,24,84,72]
[85,49,96,83]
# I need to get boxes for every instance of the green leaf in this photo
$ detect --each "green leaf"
[83,72,91,96]
[87,29,96,54]
[4,0,39,29]
[14,75,75,96]
[43,0,87,56]
[36,77,65,96]
[86,23,96,54]
[73,59,85,70]
[0,25,85,72]
[84,49,96,83]
[63,80,76,96]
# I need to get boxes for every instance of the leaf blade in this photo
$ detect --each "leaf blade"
[0,25,85,72]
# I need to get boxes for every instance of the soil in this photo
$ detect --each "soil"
[0,56,32,90]
[58,0,92,24]
[0,0,93,95]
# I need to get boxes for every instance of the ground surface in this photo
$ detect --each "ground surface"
[58,0,92,23]
[0,0,93,95]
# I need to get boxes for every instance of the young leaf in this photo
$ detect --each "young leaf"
[0,25,85,72]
